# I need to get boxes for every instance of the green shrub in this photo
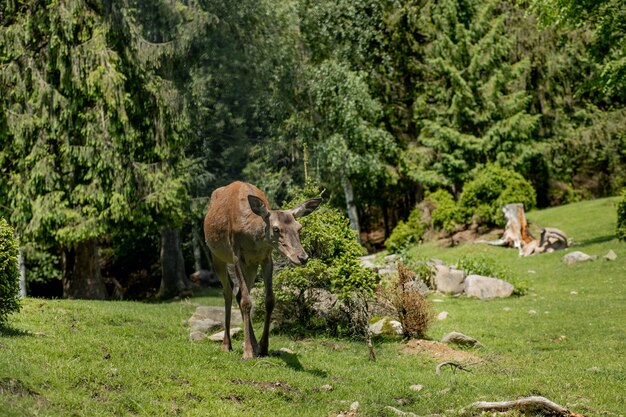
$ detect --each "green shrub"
[618,189,626,241]
[457,255,528,296]
[0,218,21,325]
[458,164,536,227]
[385,208,425,253]
[264,182,377,337]
[425,189,461,233]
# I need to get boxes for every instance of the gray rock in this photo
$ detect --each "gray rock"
[440,331,482,347]
[403,280,431,296]
[434,265,466,294]
[437,311,449,320]
[190,305,243,326]
[384,254,400,263]
[189,318,222,334]
[464,275,514,299]
[369,318,403,335]
[409,384,424,392]
[604,250,617,261]
[189,331,207,342]
[358,254,379,269]
[562,251,597,265]
[378,267,397,277]
[208,327,242,342]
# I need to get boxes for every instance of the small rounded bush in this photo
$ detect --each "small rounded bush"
[385,209,425,253]
[458,164,536,227]
[0,218,20,325]
[425,189,461,233]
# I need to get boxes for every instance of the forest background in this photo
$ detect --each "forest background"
[1,0,624,300]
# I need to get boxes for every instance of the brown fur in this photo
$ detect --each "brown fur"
[204,181,321,358]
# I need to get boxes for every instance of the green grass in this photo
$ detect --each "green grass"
[2,198,625,416]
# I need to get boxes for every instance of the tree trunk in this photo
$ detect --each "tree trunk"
[192,222,202,272]
[18,248,26,297]
[62,238,107,299]
[158,227,190,299]
[342,176,361,242]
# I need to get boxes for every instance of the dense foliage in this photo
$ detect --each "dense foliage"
[0,218,20,325]
[266,184,378,336]
[1,0,624,298]
[458,164,537,227]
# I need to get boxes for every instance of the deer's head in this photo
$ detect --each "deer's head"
[248,196,322,265]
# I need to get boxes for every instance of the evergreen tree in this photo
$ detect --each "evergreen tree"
[0,0,203,298]
[413,0,540,194]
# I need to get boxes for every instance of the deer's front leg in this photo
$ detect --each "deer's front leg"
[233,254,258,359]
[259,257,274,357]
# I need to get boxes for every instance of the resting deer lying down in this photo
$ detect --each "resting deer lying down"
[204,181,321,358]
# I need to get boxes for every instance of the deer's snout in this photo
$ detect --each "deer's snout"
[297,254,309,265]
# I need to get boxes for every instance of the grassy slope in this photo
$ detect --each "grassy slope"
[1,198,624,416]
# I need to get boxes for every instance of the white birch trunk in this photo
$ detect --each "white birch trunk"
[342,176,361,242]
[19,248,26,297]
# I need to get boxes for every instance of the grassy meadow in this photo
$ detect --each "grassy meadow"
[1,197,625,416]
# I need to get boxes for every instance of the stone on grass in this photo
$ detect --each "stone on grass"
[437,311,449,320]
[208,327,242,342]
[189,318,222,334]
[189,331,207,342]
[434,265,466,294]
[604,250,617,261]
[440,331,482,348]
[320,384,333,391]
[409,384,424,391]
[369,318,403,336]
[562,251,597,265]
[464,275,514,300]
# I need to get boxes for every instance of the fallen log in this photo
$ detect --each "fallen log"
[469,396,586,417]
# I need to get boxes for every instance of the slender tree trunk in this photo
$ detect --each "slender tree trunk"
[192,222,202,272]
[158,227,190,299]
[342,176,361,242]
[18,248,26,297]
[62,238,107,299]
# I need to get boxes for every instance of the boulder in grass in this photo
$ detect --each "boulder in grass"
[464,275,514,300]
[208,327,242,342]
[434,265,466,294]
[562,251,597,265]
[441,331,482,347]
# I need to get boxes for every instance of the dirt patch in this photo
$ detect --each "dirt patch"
[401,339,481,363]
[0,378,38,397]
[231,379,299,393]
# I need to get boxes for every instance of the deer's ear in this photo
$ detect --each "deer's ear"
[248,195,270,219]
[290,197,322,218]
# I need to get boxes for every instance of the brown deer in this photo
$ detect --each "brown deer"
[203,181,322,359]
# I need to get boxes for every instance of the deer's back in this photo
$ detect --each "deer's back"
[204,182,270,253]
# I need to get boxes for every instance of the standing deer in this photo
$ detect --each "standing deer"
[204,181,322,359]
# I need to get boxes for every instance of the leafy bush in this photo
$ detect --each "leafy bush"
[457,255,528,296]
[425,189,461,233]
[385,208,425,253]
[458,164,537,227]
[265,182,377,337]
[0,218,21,325]
[618,189,626,241]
